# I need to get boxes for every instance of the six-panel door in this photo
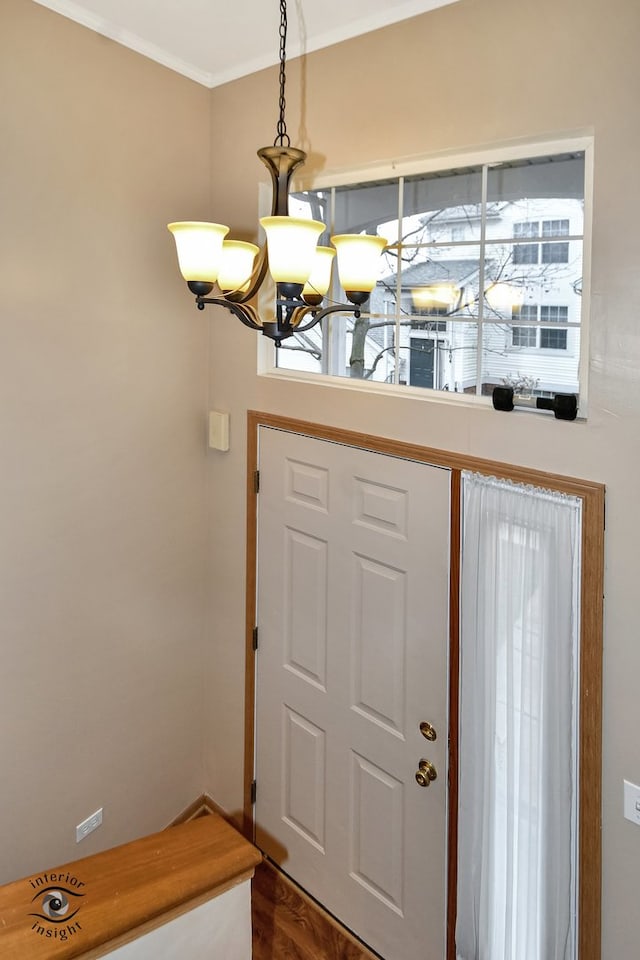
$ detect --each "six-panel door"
[255,428,451,960]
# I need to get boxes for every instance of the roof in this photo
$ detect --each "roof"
[380,257,481,288]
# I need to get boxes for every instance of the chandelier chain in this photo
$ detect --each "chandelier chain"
[274,0,290,147]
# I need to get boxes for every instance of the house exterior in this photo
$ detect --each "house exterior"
[376,193,584,395]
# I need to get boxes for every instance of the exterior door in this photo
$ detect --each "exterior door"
[254,427,450,960]
[409,336,436,388]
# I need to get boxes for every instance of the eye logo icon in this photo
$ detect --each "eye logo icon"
[30,886,84,923]
[28,872,85,942]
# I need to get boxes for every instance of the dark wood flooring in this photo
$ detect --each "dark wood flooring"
[252,859,382,960]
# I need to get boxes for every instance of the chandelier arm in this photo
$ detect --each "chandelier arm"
[288,304,315,328]
[196,296,263,331]
[193,294,365,343]
[292,302,362,333]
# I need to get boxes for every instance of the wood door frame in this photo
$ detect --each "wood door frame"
[244,410,604,960]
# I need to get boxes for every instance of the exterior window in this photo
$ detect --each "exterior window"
[275,145,587,400]
[408,298,448,333]
[512,305,538,347]
[513,222,539,265]
[513,218,570,265]
[511,305,568,350]
[541,222,570,263]
[541,241,569,263]
[540,305,568,349]
[543,219,570,236]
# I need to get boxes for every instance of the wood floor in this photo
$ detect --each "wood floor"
[252,859,382,960]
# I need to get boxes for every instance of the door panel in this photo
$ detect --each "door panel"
[284,528,328,688]
[282,706,326,850]
[255,427,450,960]
[352,554,406,734]
[351,752,404,911]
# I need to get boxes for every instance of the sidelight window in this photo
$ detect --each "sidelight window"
[457,472,581,960]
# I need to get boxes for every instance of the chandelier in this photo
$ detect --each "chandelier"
[168,0,387,344]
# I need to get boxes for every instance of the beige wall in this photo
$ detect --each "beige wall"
[3,0,640,954]
[203,0,640,956]
[0,0,212,882]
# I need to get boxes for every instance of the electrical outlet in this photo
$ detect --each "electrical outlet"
[76,807,103,842]
[623,781,640,826]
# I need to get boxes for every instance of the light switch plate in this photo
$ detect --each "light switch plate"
[623,780,640,825]
[208,411,229,451]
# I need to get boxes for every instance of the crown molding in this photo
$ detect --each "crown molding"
[32,0,216,87]
[33,0,460,89]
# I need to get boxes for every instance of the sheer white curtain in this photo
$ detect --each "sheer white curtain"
[456,472,581,960]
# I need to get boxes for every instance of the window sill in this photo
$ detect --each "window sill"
[260,367,586,419]
[260,366,495,409]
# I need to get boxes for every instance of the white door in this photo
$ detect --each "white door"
[255,428,450,960]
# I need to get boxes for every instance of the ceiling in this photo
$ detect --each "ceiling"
[33,0,460,88]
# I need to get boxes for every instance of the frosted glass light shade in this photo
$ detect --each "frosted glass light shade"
[302,246,336,298]
[260,216,324,284]
[331,234,387,293]
[412,283,459,310]
[168,222,229,282]
[217,240,259,292]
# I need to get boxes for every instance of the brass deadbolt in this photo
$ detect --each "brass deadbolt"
[419,721,437,741]
[415,758,438,787]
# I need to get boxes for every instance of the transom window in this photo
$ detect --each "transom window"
[271,144,588,402]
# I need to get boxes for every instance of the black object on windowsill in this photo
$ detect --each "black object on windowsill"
[492,387,578,421]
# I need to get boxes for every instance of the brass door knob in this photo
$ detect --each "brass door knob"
[419,721,437,741]
[415,759,437,787]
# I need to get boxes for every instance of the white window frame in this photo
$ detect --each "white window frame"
[258,136,594,418]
